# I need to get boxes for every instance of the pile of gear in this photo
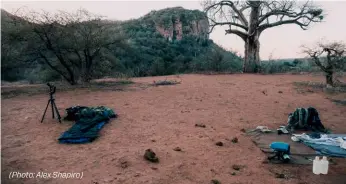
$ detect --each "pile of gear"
[277,107,328,134]
[58,106,117,144]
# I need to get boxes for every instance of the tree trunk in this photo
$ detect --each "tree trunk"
[243,37,260,73]
[243,1,261,73]
[326,72,334,87]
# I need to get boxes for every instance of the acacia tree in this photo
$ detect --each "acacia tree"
[203,0,324,73]
[6,8,124,84]
[303,42,345,87]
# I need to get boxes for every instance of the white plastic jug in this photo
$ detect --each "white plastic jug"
[313,156,320,175]
[320,156,329,174]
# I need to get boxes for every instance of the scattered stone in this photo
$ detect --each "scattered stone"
[231,137,238,143]
[134,173,141,177]
[173,147,182,152]
[240,128,246,133]
[215,141,224,146]
[231,172,236,176]
[151,167,158,170]
[120,161,128,168]
[275,173,285,179]
[195,123,206,128]
[118,157,129,169]
[211,179,221,184]
[262,90,267,95]
[144,149,159,163]
[151,140,156,142]
[274,101,279,103]
[262,159,269,164]
[232,164,241,171]
[278,91,283,93]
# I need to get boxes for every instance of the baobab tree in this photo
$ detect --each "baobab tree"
[203,0,324,73]
[303,42,345,87]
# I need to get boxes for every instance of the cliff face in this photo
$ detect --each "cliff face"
[146,7,209,41]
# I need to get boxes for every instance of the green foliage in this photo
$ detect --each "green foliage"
[260,58,321,74]
[1,7,242,83]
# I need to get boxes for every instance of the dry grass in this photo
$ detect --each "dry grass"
[153,79,182,86]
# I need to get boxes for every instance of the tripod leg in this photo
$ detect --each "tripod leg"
[52,101,62,123]
[41,100,51,123]
[51,99,55,119]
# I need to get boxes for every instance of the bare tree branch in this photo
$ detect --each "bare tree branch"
[258,0,323,32]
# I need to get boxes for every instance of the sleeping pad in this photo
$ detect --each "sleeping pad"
[58,106,117,144]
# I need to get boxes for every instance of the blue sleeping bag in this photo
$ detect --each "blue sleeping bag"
[58,106,117,144]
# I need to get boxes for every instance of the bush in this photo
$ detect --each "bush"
[261,58,317,74]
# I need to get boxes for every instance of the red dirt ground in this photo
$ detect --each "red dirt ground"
[1,74,346,184]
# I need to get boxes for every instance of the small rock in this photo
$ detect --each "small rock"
[240,128,246,133]
[232,164,241,171]
[262,160,269,164]
[231,172,236,176]
[275,173,285,179]
[134,173,141,177]
[274,101,279,103]
[278,91,283,93]
[211,179,221,184]
[215,141,223,146]
[144,149,159,163]
[173,147,182,152]
[195,123,206,128]
[262,90,267,95]
[231,137,238,143]
[151,140,156,142]
[120,161,128,168]
[151,167,158,170]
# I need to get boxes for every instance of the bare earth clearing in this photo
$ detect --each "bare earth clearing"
[1,74,346,184]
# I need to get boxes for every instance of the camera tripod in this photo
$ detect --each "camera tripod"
[41,83,62,123]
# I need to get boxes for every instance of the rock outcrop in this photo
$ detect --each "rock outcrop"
[148,7,209,41]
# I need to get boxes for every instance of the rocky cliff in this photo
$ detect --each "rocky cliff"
[145,7,209,41]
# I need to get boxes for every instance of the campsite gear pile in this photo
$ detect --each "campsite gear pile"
[247,106,346,165]
[58,106,117,144]
[268,142,291,163]
[313,156,329,175]
[282,107,327,133]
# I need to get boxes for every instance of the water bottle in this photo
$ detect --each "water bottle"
[320,156,329,174]
[313,156,320,175]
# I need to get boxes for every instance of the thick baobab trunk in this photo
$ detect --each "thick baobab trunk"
[326,72,334,87]
[244,37,260,73]
[243,1,261,73]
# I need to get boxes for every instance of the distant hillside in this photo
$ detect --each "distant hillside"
[1,7,243,82]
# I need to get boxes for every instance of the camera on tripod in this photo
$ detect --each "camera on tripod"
[41,82,61,123]
[47,83,56,95]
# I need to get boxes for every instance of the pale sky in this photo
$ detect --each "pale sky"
[2,0,346,60]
